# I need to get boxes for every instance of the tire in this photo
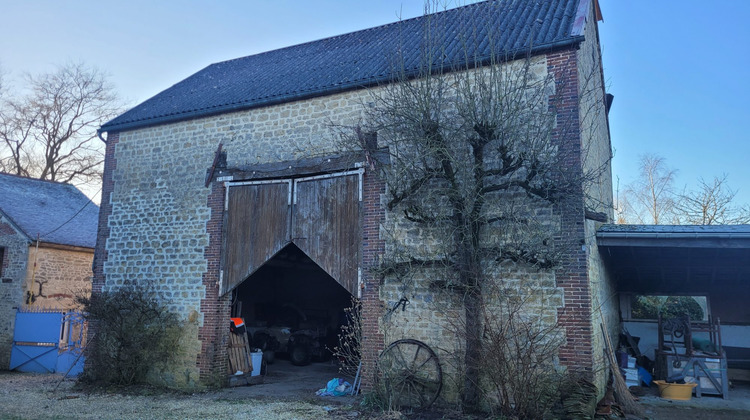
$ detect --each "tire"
[263,350,275,365]
[290,343,312,366]
[253,332,270,351]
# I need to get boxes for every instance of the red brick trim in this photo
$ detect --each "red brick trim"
[197,180,231,385]
[198,168,386,387]
[547,48,595,376]
[92,132,120,295]
[359,169,386,389]
[0,223,12,277]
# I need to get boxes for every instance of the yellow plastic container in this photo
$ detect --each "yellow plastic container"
[653,380,698,401]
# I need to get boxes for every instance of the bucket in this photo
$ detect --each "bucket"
[653,380,697,400]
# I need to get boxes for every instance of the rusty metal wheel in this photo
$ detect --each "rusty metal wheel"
[377,339,442,410]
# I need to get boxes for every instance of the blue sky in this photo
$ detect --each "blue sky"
[598,0,750,205]
[2,1,749,204]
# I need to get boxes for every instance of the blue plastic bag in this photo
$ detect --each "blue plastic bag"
[316,378,352,396]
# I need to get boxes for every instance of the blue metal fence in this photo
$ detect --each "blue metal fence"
[9,309,86,375]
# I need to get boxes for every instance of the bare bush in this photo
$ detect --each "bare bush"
[78,285,183,386]
[332,297,362,378]
[478,292,565,417]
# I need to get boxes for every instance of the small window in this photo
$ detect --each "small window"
[0,247,5,277]
[622,294,709,322]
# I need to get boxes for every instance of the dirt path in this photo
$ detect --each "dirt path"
[635,382,750,420]
[3,369,749,420]
[0,371,362,420]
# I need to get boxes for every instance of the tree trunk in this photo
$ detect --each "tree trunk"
[462,287,482,410]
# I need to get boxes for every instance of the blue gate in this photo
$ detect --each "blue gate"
[57,312,87,376]
[9,309,86,375]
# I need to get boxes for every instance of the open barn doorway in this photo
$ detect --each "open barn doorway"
[232,243,353,378]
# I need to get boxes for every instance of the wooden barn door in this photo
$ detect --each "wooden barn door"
[293,170,362,295]
[220,170,363,296]
[221,180,292,294]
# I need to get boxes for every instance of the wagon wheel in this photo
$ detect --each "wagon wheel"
[377,339,442,410]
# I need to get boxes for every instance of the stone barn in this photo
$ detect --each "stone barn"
[96,0,616,400]
[0,173,98,370]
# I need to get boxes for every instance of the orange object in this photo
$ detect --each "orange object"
[230,318,244,327]
[653,380,697,401]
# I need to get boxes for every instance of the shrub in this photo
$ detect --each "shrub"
[332,297,362,378]
[78,285,183,386]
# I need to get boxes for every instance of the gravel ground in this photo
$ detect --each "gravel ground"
[5,371,748,419]
[0,372,364,420]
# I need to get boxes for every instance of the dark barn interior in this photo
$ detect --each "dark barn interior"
[233,244,352,366]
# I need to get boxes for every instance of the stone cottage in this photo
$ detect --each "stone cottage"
[0,173,98,369]
[96,0,616,397]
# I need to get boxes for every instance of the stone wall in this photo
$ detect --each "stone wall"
[24,246,93,310]
[577,5,618,395]
[0,216,29,369]
[97,32,613,392]
[577,6,614,217]
[97,88,376,387]
[586,218,619,392]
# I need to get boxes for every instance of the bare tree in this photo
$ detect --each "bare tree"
[0,63,121,186]
[623,154,678,224]
[338,15,609,412]
[674,175,750,225]
[621,155,749,225]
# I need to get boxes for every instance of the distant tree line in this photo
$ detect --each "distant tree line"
[616,154,750,225]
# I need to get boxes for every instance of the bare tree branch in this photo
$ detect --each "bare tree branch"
[674,174,750,225]
[623,154,677,224]
[0,62,123,188]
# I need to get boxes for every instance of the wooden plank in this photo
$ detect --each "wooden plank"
[222,182,291,294]
[293,173,361,294]
[227,333,252,374]
[215,149,389,181]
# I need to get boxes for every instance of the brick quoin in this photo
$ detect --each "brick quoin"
[359,169,386,390]
[198,180,231,384]
[0,221,16,273]
[86,131,120,374]
[0,221,17,236]
[92,132,120,295]
[547,47,595,377]
[362,170,385,390]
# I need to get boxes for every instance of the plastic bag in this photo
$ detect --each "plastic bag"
[316,378,352,396]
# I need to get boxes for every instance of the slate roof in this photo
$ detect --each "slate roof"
[101,0,588,133]
[0,173,99,249]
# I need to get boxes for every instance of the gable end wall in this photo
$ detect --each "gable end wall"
[0,216,29,369]
[95,46,611,390]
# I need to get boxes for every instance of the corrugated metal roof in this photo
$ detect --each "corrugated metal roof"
[598,224,750,236]
[597,224,750,249]
[0,173,99,249]
[101,0,585,133]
